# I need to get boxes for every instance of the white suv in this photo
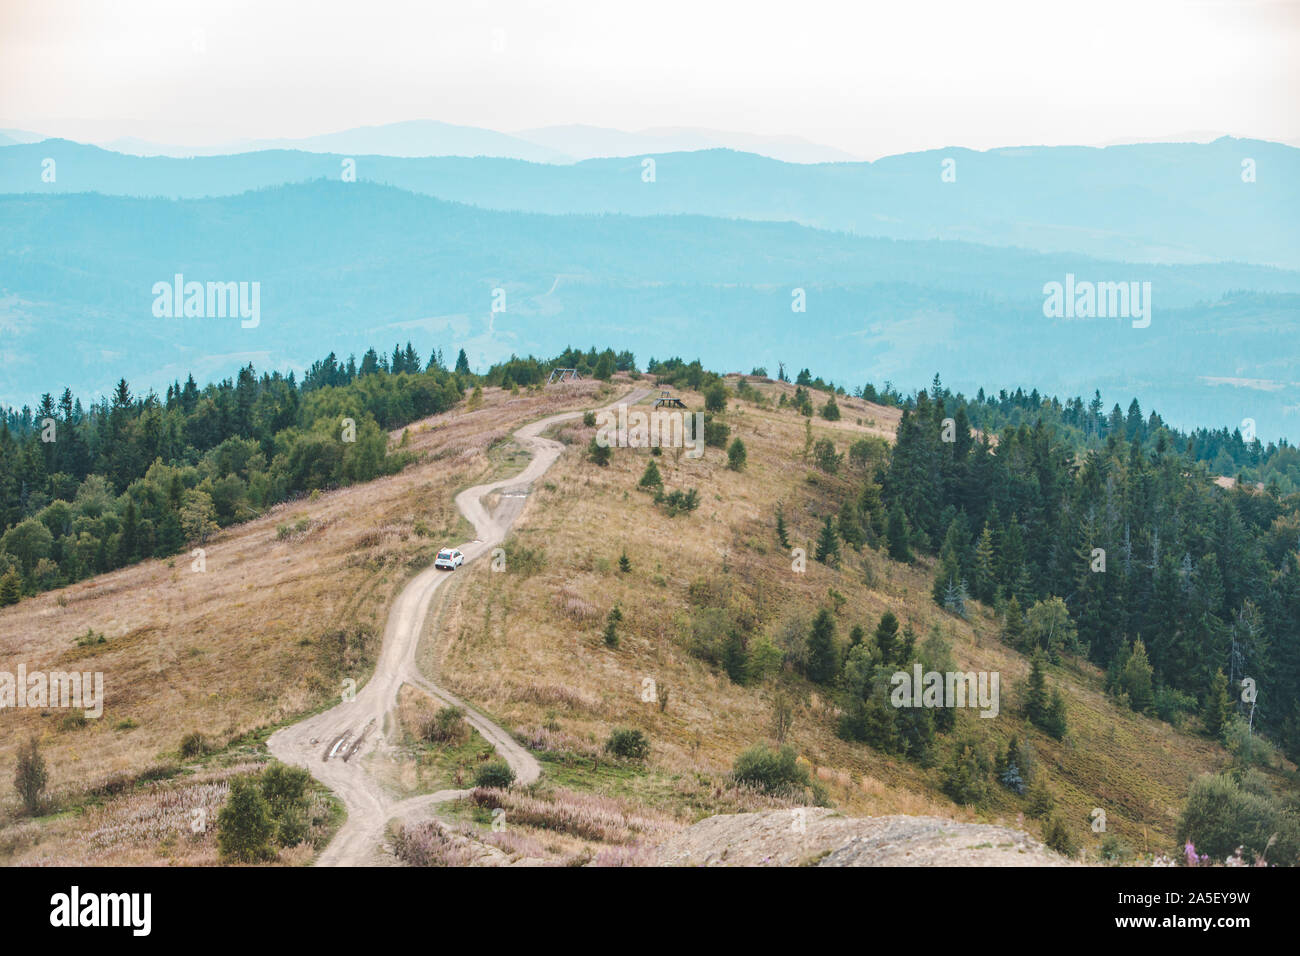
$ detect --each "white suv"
[434,548,464,570]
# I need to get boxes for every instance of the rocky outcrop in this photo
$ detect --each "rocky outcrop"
[654,808,1075,867]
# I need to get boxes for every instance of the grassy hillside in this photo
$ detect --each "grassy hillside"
[0,371,1288,865]
[428,375,1253,859]
[0,381,612,864]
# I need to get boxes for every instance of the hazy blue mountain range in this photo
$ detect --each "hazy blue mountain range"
[0,129,46,148]
[5,119,861,164]
[114,120,572,163]
[511,124,862,163]
[2,182,1297,440]
[2,137,1295,269]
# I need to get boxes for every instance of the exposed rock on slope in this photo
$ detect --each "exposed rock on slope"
[655,809,1075,867]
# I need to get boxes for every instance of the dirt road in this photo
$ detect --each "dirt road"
[268,387,648,865]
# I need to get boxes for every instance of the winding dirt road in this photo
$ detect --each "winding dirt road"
[268,387,648,865]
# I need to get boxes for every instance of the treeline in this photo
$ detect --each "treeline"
[956,381,1297,492]
[0,342,465,603]
[881,383,1300,758]
[482,346,636,389]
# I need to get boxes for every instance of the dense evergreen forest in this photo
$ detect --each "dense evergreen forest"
[0,342,639,605]
[957,382,1300,492]
[0,342,464,603]
[875,379,1300,759]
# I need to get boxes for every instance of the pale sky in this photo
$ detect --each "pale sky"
[2,0,1297,156]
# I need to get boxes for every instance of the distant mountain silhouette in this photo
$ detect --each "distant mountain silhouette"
[3,137,1294,268]
[2,181,1296,439]
[511,124,863,163]
[97,120,571,163]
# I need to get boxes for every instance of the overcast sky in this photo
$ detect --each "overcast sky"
[2,0,1297,157]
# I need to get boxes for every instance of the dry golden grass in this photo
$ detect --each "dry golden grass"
[0,372,1237,863]
[0,378,616,860]
[429,377,1231,853]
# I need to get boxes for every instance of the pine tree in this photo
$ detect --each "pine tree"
[723,630,748,685]
[861,693,900,753]
[1001,596,1026,651]
[118,498,139,565]
[775,502,790,549]
[587,437,611,467]
[972,525,996,602]
[603,606,623,648]
[1024,650,1049,725]
[807,609,838,683]
[1119,638,1155,712]
[638,459,663,490]
[886,501,913,563]
[726,437,747,471]
[942,578,969,618]
[933,550,960,606]
[837,499,864,550]
[815,516,840,566]
[0,567,20,607]
[454,349,471,375]
[874,611,900,665]
[618,551,631,573]
[1202,668,1231,740]
[898,622,918,664]
[1042,814,1077,856]
[941,739,989,805]
[1044,689,1068,740]
[997,734,1027,794]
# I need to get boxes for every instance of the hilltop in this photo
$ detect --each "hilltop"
[1,366,1294,867]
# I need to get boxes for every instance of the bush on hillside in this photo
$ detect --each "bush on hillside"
[474,760,516,789]
[732,744,809,796]
[605,728,650,760]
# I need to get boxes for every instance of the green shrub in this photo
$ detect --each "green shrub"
[217,777,276,862]
[587,437,611,466]
[1042,814,1077,857]
[732,744,809,795]
[504,542,546,577]
[13,737,47,816]
[941,739,990,805]
[1224,716,1277,769]
[1177,772,1300,865]
[258,763,313,848]
[423,706,469,745]
[1099,833,1132,863]
[704,383,728,413]
[179,731,209,758]
[1026,778,1054,817]
[605,728,650,760]
[474,760,516,789]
